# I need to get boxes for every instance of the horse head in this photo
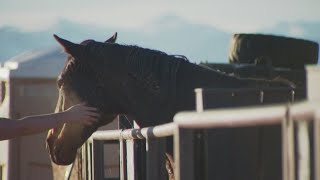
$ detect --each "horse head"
[46,33,122,165]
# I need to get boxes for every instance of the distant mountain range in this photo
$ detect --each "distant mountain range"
[0,16,319,64]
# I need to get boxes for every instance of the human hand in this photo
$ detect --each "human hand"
[63,103,100,125]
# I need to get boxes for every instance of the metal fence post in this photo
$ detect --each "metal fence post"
[87,142,93,180]
[82,142,91,180]
[315,110,320,180]
[306,66,320,102]
[126,139,136,180]
[307,65,320,180]
[119,138,127,180]
[282,107,295,180]
[174,127,195,180]
[296,120,311,180]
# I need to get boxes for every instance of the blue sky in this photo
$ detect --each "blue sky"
[1,0,320,33]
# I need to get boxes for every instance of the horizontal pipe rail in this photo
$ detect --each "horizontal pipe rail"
[88,101,318,142]
[89,122,176,142]
[174,101,318,128]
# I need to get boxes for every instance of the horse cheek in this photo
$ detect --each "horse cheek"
[59,91,87,149]
[46,90,64,161]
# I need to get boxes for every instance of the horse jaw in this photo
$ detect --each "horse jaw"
[46,90,90,165]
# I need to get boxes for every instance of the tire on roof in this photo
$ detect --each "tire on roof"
[228,33,319,69]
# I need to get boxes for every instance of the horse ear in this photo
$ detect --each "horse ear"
[53,34,83,56]
[104,32,117,43]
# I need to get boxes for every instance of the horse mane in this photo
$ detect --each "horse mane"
[120,45,190,125]
[124,45,184,94]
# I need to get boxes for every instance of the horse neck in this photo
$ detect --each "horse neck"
[175,61,253,111]
[95,45,133,115]
[119,48,178,127]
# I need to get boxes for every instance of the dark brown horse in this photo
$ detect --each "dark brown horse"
[46,33,293,179]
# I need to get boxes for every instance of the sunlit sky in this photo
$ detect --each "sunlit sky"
[1,0,320,33]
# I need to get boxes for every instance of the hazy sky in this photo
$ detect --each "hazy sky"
[1,0,320,32]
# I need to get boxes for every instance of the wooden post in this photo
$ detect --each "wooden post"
[146,138,167,180]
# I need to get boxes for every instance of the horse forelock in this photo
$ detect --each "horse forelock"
[80,39,95,45]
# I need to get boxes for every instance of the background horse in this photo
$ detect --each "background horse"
[46,33,293,179]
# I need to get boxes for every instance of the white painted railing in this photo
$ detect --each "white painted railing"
[88,122,176,142]
[173,101,320,180]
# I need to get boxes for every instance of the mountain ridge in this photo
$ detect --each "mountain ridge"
[0,17,319,63]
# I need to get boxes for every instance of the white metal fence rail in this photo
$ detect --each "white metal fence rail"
[174,101,320,180]
[86,123,176,180]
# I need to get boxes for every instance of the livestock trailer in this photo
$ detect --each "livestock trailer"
[0,48,67,180]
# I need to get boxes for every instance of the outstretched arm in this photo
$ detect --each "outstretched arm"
[0,104,99,141]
